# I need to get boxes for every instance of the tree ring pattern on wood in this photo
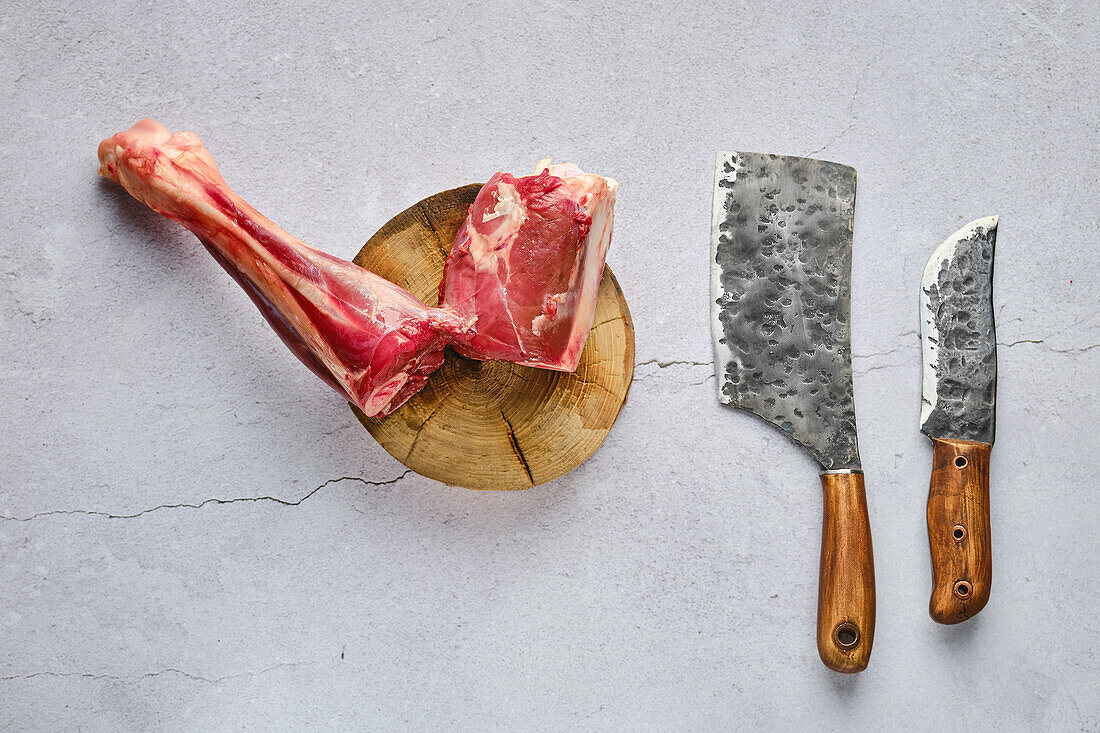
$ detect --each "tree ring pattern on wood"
[350,184,635,490]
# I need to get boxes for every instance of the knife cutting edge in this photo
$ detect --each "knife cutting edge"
[710,152,875,673]
[920,216,998,624]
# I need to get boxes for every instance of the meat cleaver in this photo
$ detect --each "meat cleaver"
[710,152,875,673]
[920,216,998,624]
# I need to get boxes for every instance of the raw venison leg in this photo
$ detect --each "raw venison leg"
[440,159,617,372]
[98,119,472,417]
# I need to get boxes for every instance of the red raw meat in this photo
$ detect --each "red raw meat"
[98,120,472,417]
[440,159,617,372]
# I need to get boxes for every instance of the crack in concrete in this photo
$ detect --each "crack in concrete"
[2,671,122,682]
[808,49,882,155]
[853,330,920,360]
[1,660,321,685]
[854,363,906,377]
[853,345,914,359]
[808,123,855,156]
[998,339,1098,353]
[0,472,412,523]
[635,358,711,369]
[633,358,713,383]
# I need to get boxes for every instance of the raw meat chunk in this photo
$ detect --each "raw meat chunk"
[440,159,617,372]
[98,120,471,417]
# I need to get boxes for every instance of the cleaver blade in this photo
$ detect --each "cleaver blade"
[710,151,875,673]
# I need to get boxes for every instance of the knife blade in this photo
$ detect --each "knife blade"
[920,215,998,624]
[711,151,875,673]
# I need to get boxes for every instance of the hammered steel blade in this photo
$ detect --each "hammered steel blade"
[920,216,998,444]
[710,151,860,471]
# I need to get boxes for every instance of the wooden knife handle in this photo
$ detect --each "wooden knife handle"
[817,472,876,673]
[927,438,992,624]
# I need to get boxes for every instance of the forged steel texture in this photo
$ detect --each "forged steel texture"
[711,152,861,471]
[920,216,998,444]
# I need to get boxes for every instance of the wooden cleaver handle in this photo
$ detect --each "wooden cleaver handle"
[817,472,876,673]
[927,438,992,624]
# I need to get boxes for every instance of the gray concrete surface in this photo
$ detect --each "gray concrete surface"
[2,1,1098,730]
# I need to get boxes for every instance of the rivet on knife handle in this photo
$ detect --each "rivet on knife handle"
[927,438,992,623]
[818,471,875,673]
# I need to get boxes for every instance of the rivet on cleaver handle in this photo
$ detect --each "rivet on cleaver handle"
[710,152,875,671]
[819,472,875,672]
[920,216,998,624]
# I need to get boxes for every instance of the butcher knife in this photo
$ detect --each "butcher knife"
[710,152,875,673]
[920,216,998,624]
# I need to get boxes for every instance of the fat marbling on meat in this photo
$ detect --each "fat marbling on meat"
[98,120,472,417]
[440,159,617,372]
